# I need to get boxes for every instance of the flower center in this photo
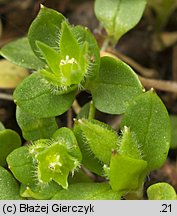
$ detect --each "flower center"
[60,55,77,66]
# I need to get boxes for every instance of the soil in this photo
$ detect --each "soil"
[0,0,177,194]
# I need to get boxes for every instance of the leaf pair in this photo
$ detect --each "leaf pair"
[74,90,171,196]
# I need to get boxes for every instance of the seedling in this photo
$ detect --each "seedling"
[0,2,176,200]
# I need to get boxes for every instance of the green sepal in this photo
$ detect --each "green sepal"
[71,25,100,82]
[74,119,118,164]
[0,37,45,70]
[58,22,89,86]
[28,6,65,59]
[0,129,21,167]
[90,56,144,114]
[0,166,24,200]
[6,146,36,185]
[16,106,58,141]
[36,143,79,189]
[13,72,76,118]
[52,127,82,162]
[52,182,122,200]
[147,183,177,200]
[36,41,61,74]
[109,153,147,193]
[94,0,146,43]
[28,138,80,189]
[60,22,80,61]
[28,139,49,158]
[120,90,171,171]
[20,181,62,200]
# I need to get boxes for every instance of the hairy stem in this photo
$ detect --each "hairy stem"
[88,101,95,120]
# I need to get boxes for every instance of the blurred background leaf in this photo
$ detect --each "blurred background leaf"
[0,59,28,89]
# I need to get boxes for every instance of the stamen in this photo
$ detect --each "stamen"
[60,55,78,65]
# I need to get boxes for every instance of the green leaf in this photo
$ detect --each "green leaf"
[94,0,146,43]
[74,119,118,164]
[52,182,122,200]
[147,183,177,200]
[0,121,5,131]
[7,146,36,185]
[109,154,147,192]
[16,106,58,141]
[52,127,82,162]
[119,126,142,160]
[20,181,61,200]
[13,72,76,118]
[71,25,100,81]
[0,38,45,70]
[28,6,65,59]
[0,166,23,200]
[90,56,143,114]
[170,115,177,149]
[74,120,104,176]
[0,129,21,167]
[120,90,171,171]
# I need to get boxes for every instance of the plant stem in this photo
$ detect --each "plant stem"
[72,99,81,115]
[139,76,177,94]
[88,101,95,120]
[67,108,73,128]
[81,165,96,181]
[124,185,144,200]
[0,93,13,101]
[101,37,111,52]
